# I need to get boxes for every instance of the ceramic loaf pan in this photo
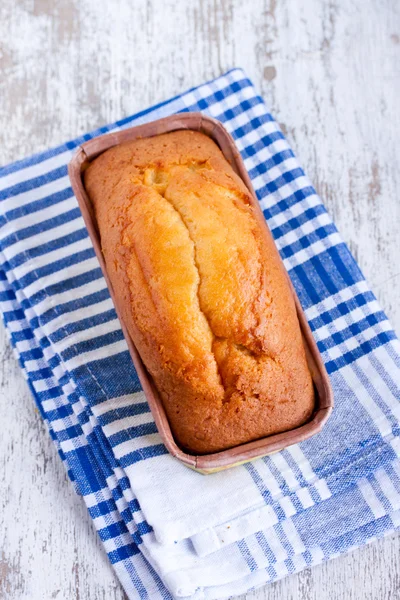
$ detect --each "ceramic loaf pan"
[68,113,334,475]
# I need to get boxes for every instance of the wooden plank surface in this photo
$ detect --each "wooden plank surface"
[1,0,399,598]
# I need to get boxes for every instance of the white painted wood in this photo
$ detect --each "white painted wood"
[1,0,399,598]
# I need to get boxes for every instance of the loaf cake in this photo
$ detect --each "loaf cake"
[84,129,315,454]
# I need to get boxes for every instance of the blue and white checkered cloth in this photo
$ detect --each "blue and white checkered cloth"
[1,68,400,599]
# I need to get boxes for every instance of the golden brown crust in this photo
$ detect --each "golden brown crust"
[84,130,314,453]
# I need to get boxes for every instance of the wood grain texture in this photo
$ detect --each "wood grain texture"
[0,0,399,598]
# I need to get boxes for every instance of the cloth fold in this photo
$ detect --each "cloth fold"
[1,68,400,600]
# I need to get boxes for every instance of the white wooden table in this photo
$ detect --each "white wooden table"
[1,1,400,598]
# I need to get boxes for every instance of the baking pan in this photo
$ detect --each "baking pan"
[68,113,333,474]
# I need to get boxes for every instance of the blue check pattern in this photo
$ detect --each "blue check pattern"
[1,68,400,599]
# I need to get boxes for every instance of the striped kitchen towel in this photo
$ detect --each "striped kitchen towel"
[1,68,400,600]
